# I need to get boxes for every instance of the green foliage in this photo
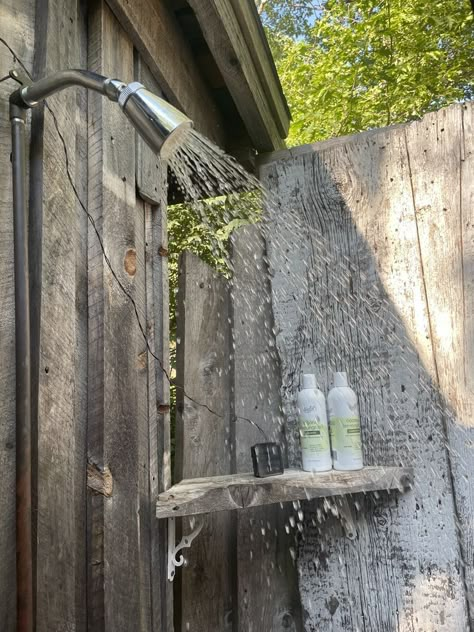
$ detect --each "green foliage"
[260,0,474,146]
[168,193,262,341]
[167,194,261,468]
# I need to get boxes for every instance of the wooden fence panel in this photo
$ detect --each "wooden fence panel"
[0,2,35,629]
[259,104,472,630]
[30,0,88,628]
[175,251,235,632]
[231,225,302,632]
[405,104,474,622]
[87,3,150,630]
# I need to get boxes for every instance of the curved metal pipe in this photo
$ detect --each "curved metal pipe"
[10,103,33,632]
[14,69,123,107]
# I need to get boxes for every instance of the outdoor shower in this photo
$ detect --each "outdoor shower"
[9,69,193,632]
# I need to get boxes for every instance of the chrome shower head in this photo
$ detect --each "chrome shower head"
[10,70,193,159]
[118,82,192,159]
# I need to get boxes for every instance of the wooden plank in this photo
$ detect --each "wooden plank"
[29,0,88,629]
[405,103,474,623]
[257,123,406,167]
[229,0,290,137]
[0,2,35,629]
[187,0,286,152]
[231,225,302,632]
[156,466,413,518]
[73,1,89,626]
[87,3,150,630]
[138,53,173,632]
[175,251,234,632]
[461,102,474,622]
[105,0,224,145]
[260,112,471,630]
[144,196,173,632]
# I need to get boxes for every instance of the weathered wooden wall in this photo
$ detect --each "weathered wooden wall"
[175,251,235,631]
[176,245,302,631]
[0,0,193,627]
[258,102,473,631]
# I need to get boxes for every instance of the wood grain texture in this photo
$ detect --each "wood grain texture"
[87,4,150,630]
[259,104,472,631]
[231,225,302,632]
[106,0,224,145]
[186,0,286,152]
[29,0,88,628]
[404,104,474,624]
[175,251,234,632]
[229,0,290,137]
[156,467,413,518]
[139,53,173,631]
[0,2,35,629]
[73,2,89,624]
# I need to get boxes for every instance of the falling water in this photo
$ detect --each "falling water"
[166,126,466,471]
[166,127,472,631]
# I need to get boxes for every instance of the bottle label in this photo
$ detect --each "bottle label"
[330,417,362,456]
[299,420,330,454]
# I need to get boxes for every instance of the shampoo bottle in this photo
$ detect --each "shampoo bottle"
[297,374,332,472]
[328,372,363,471]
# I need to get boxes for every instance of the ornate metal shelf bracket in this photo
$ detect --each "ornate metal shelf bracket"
[167,516,203,581]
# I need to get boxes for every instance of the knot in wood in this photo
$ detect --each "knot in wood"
[124,248,137,276]
[325,595,340,616]
[87,461,113,497]
[228,484,256,509]
[399,474,413,492]
[276,610,295,630]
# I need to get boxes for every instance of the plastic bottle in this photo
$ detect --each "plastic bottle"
[327,372,363,471]
[297,374,332,472]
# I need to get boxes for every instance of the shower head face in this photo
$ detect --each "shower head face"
[119,83,193,159]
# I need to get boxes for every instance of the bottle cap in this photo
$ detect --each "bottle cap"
[333,372,348,387]
[302,374,317,389]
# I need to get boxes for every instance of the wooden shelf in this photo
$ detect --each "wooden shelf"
[156,466,413,519]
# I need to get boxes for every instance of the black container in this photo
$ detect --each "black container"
[251,442,284,478]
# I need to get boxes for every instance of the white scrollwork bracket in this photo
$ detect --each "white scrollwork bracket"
[168,517,203,581]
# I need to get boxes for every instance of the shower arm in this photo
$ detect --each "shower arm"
[9,68,192,632]
[10,68,124,109]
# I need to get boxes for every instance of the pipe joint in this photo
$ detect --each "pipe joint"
[9,91,30,115]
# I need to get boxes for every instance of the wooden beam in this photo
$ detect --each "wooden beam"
[87,5,151,630]
[105,0,224,145]
[229,0,290,137]
[30,0,88,628]
[405,103,474,620]
[156,467,414,518]
[136,55,173,631]
[174,252,235,631]
[186,0,287,152]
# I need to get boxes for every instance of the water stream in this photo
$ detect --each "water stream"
[166,126,471,631]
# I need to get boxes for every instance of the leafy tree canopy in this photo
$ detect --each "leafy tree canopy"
[258,0,474,146]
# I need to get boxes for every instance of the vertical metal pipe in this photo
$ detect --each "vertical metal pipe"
[10,103,33,632]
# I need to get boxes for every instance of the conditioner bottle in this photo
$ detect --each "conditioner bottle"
[328,372,363,470]
[297,374,332,472]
